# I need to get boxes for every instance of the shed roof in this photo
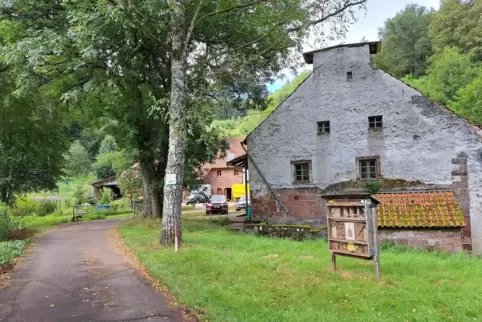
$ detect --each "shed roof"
[373,192,465,228]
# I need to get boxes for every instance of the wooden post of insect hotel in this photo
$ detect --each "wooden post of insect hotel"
[323,194,381,278]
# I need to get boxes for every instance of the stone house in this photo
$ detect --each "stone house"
[202,136,246,200]
[246,41,482,254]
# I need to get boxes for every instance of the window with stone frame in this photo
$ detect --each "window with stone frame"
[291,160,312,183]
[234,170,240,176]
[217,170,222,176]
[357,156,380,179]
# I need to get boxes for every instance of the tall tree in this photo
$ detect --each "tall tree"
[65,140,91,178]
[161,0,367,245]
[374,4,434,77]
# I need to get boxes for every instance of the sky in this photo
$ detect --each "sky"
[266,0,440,93]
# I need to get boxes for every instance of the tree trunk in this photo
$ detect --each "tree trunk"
[161,1,187,245]
[140,160,153,218]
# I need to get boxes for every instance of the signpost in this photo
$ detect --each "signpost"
[165,174,177,185]
[324,195,380,278]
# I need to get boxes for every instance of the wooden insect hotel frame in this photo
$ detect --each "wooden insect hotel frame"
[324,195,381,278]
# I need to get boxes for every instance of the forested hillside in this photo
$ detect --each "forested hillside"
[375,0,482,123]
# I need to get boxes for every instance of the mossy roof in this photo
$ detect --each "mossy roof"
[373,192,465,228]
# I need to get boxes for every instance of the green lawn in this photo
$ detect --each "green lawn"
[119,219,482,322]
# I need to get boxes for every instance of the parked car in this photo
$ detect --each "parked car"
[205,195,228,215]
[187,184,212,205]
[235,195,251,211]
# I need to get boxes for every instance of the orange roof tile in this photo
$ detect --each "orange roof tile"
[373,192,465,228]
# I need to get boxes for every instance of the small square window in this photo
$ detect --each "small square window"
[347,72,353,80]
[368,115,383,129]
[317,121,330,134]
[292,161,311,183]
[217,170,222,176]
[234,170,240,176]
[357,157,380,179]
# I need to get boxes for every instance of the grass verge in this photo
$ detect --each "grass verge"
[119,218,482,322]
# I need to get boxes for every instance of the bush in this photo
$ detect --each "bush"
[110,199,130,210]
[10,196,38,217]
[0,240,30,266]
[72,185,92,206]
[99,190,112,205]
[0,214,20,242]
[86,213,106,221]
[36,201,57,217]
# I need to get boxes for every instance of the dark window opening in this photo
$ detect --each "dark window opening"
[368,115,383,129]
[234,170,240,176]
[292,161,311,183]
[217,170,222,176]
[347,72,353,80]
[317,121,330,134]
[359,159,378,179]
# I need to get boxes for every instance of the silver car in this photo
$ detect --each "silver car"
[235,195,251,211]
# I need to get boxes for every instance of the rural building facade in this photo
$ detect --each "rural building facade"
[202,136,245,200]
[246,42,482,254]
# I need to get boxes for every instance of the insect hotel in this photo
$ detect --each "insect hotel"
[324,195,381,277]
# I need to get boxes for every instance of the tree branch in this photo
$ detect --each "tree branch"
[287,0,366,33]
[199,0,270,21]
[184,0,204,51]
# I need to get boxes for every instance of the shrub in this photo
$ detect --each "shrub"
[36,201,57,217]
[10,196,38,217]
[110,199,130,210]
[86,213,106,220]
[0,240,30,266]
[0,214,19,241]
[99,190,112,205]
[73,185,91,205]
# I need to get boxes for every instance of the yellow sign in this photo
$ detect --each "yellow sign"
[232,184,250,199]
[328,200,334,204]
[347,242,356,252]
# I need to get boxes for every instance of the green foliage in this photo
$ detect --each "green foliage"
[36,201,57,217]
[99,190,112,205]
[10,196,38,217]
[375,4,434,76]
[65,141,91,179]
[86,213,107,221]
[0,71,67,204]
[110,199,131,210]
[72,185,91,206]
[423,47,479,105]
[92,149,132,180]
[428,0,482,61]
[0,213,19,242]
[99,135,118,154]
[0,240,29,266]
[92,153,117,180]
[453,75,482,124]
[365,180,381,194]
